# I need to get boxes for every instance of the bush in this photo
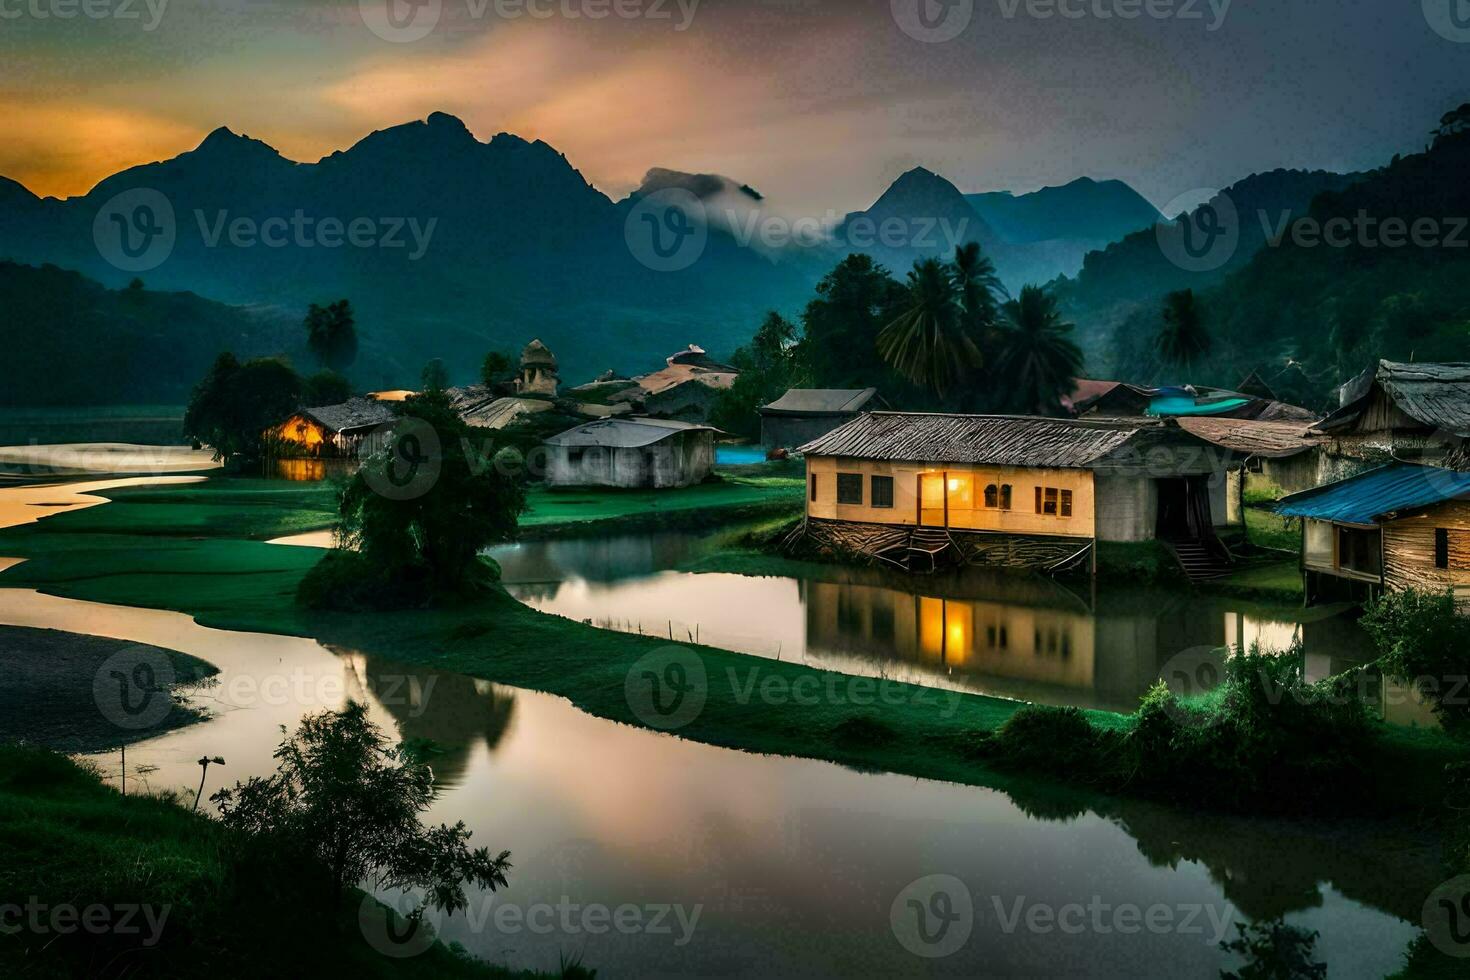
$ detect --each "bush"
[1362,589,1470,737]
[981,705,1102,774]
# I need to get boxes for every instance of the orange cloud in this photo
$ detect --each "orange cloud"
[0,100,201,199]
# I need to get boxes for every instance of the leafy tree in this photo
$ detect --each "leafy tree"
[878,258,983,399]
[710,312,804,440]
[421,358,450,392]
[1361,588,1470,737]
[480,350,515,389]
[797,254,909,390]
[303,370,352,406]
[993,286,1083,415]
[212,702,510,926]
[304,300,358,373]
[1157,289,1212,372]
[183,352,302,463]
[302,388,526,607]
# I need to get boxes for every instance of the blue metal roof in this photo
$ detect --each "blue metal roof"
[1275,463,1470,525]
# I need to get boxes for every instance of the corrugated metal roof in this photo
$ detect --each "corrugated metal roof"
[1275,463,1470,525]
[546,417,713,449]
[761,388,878,415]
[797,413,1152,469]
[1176,418,1323,458]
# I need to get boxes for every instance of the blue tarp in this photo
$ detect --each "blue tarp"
[1274,463,1470,525]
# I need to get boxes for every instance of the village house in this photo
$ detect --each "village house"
[796,412,1241,577]
[1313,360,1470,483]
[1173,416,1326,509]
[1275,462,1470,607]
[265,397,396,458]
[626,345,740,423]
[759,388,884,452]
[544,417,715,489]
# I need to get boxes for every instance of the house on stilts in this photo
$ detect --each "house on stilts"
[793,412,1242,578]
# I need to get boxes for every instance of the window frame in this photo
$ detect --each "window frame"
[870,475,895,510]
[836,472,865,506]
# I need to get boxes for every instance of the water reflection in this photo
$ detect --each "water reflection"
[492,532,1379,714]
[0,587,1434,978]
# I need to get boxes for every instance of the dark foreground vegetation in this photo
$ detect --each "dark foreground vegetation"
[0,707,587,979]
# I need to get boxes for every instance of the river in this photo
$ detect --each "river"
[0,466,1442,978]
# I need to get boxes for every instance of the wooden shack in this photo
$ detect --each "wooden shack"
[544,418,715,489]
[1276,462,1470,607]
[1315,360,1470,483]
[265,398,396,458]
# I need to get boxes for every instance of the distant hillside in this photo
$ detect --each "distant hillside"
[0,113,814,387]
[1057,168,1363,366]
[1104,129,1470,408]
[966,177,1160,245]
[0,261,296,406]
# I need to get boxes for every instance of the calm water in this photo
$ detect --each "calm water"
[489,531,1412,719]
[0,475,1442,977]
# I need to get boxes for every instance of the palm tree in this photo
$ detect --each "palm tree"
[993,285,1083,415]
[951,242,1005,342]
[1157,289,1212,373]
[877,259,982,399]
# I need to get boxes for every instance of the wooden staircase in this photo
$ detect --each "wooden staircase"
[869,527,959,573]
[1167,539,1234,583]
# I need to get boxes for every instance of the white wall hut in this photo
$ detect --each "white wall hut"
[544,418,715,489]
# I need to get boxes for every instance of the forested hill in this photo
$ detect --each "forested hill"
[0,262,297,406]
[1104,127,1470,409]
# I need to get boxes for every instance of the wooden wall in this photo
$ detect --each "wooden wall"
[1383,499,1470,597]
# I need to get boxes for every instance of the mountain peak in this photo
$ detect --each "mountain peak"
[192,126,284,162]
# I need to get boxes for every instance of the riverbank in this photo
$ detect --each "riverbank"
[0,625,216,752]
[0,743,573,978]
[519,471,805,538]
[1,477,1464,815]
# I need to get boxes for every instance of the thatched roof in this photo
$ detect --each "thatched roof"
[299,398,395,435]
[1175,418,1323,459]
[1317,361,1470,437]
[521,339,557,368]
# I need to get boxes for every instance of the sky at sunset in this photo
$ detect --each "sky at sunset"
[2,0,1466,216]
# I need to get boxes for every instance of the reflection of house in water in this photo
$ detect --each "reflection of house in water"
[337,651,517,787]
[802,569,1298,712]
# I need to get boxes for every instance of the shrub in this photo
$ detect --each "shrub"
[1362,589,1470,737]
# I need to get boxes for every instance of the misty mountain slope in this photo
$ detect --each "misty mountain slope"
[0,114,814,385]
[0,261,297,406]
[1146,129,1470,407]
[966,177,1161,245]
[1057,167,1364,367]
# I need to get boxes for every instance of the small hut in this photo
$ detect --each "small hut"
[544,418,715,489]
[266,398,396,458]
[759,388,882,451]
[1276,462,1470,608]
[516,340,560,397]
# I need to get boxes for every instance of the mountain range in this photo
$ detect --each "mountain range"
[1,111,1388,403]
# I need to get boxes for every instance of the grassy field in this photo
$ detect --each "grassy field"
[0,477,1090,793]
[1245,506,1302,553]
[0,743,568,978]
[521,472,804,536]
